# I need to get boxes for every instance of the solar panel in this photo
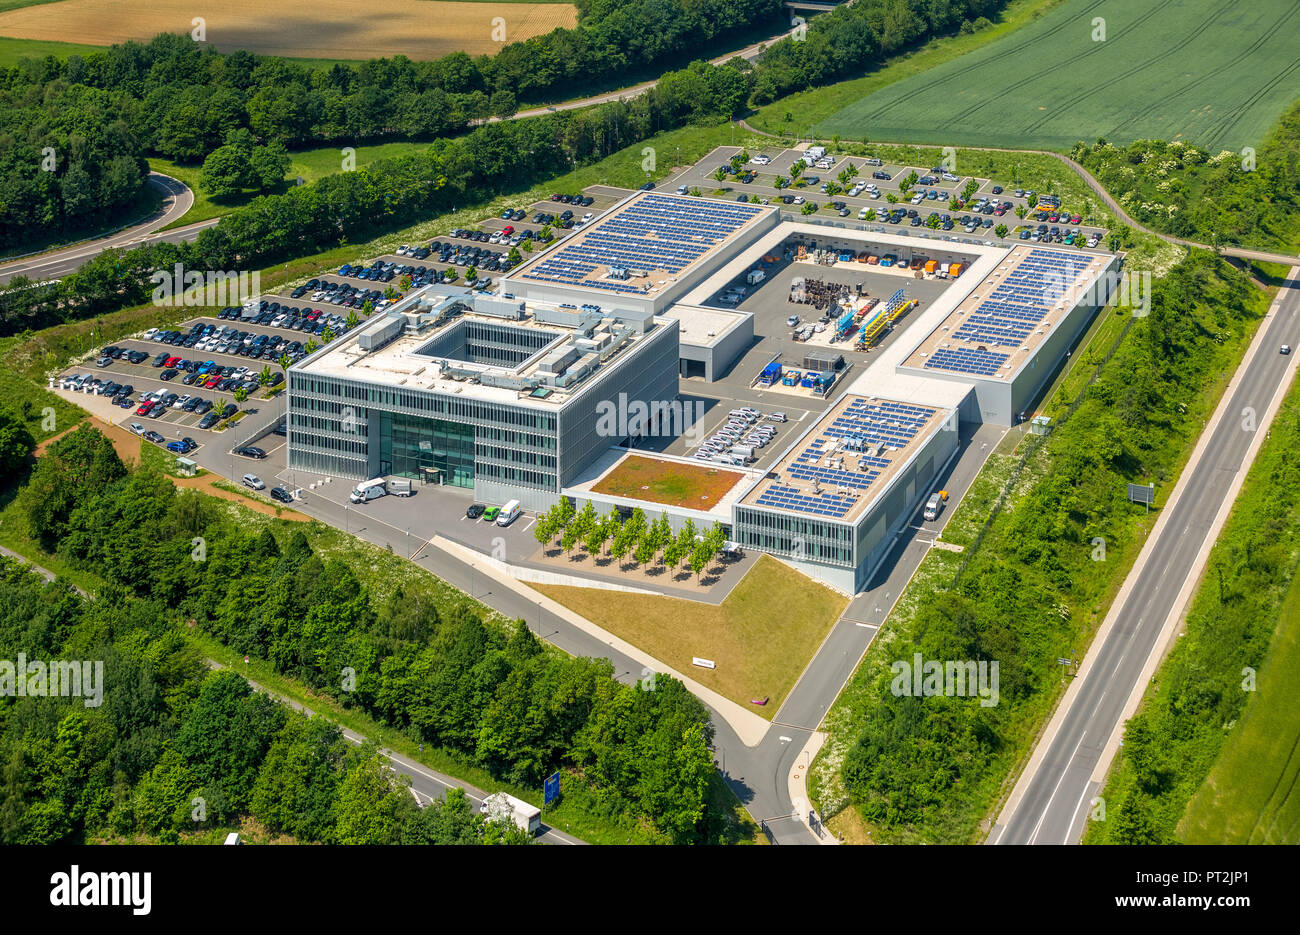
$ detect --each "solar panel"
[519,194,764,292]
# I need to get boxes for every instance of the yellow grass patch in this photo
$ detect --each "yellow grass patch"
[0,0,577,60]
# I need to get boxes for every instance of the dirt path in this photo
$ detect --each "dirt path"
[37,412,308,521]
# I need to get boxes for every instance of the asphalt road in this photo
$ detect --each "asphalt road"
[0,173,216,285]
[992,272,1300,845]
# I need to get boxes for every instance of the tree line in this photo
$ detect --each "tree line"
[0,60,748,335]
[535,498,730,579]
[7,424,724,843]
[1072,99,1300,253]
[0,555,536,844]
[1,0,1010,252]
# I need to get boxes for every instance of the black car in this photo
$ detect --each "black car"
[198,412,219,429]
[270,486,294,504]
[236,446,266,459]
[142,431,164,444]
[221,404,237,419]
[466,503,486,519]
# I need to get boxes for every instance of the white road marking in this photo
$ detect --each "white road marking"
[1028,730,1087,845]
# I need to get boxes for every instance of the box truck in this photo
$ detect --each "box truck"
[480,792,542,836]
[746,269,766,286]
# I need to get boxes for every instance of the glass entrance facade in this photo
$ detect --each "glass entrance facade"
[378,411,475,487]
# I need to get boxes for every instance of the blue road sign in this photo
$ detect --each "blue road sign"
[544,772,561,806]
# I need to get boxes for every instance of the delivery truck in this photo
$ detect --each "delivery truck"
[480,792,542,836]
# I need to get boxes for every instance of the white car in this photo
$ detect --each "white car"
[242,474,265,490]
[171,395,190,410]
[750,155,771,166]
[142,328,158,340]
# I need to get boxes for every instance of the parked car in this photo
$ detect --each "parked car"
[270,486,294,504]
[242,474,265,490]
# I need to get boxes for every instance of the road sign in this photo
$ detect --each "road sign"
[544,772,561,807]
[1127,483,1155,505]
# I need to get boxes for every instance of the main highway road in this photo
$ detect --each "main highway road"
[0,172,218,285]
[992,269,1300,845]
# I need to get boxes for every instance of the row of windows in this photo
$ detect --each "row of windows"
[478,425,556,450]
[476,445,556,469]
[291,413,369,438]
[476,461,556,491]
[735,508,853,541]
[737,531,853,566]
[295,375,558,433]
[289,448,366,476]
[288,431,367,456]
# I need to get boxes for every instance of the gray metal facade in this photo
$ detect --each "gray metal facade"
[287,319,680,513]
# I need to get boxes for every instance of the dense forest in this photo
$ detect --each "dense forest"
[0,0,1010,251]
[1073,99,1300,253]
[2,424,723,843]
[0,555,538,844]
[836,250,1269,841]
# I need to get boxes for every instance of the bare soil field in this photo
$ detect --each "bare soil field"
[0,0,577,60]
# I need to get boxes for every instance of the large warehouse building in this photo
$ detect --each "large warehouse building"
[288,189,1121,591]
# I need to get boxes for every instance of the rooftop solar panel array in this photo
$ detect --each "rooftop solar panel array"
[753,398,938,520]
[926,248,1096,375]
[520,195,764,293]
[924,346,1009,376]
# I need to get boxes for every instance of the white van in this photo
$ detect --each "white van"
[349,478,387,503]
[496,499,522,526]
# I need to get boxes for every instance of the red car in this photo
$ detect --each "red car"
[135,401,152,415]
[502,225,514,236]
[1070,214,1082,224]
[204,374,221,388]
[164,356,181,367]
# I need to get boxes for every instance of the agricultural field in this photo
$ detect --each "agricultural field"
[591,455,744,508]
[815,0,1300,153]
[0,0,578,60]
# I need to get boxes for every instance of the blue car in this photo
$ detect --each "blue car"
[338,264,352,276]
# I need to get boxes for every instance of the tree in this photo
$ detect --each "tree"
[233,386,248,403]
[248,141,290,191]
[995,223,1009,239]
[345,311,360,330]
[334,749,417,844]
[258,366,274,386]
[790,160,803,180]
[278,353,292,370]
[199,145,253,198]
[0,407,35,479]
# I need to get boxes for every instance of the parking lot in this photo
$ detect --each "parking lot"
[664,145,1109,248]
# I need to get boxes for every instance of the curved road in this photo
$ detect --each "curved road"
[0,172,218,285]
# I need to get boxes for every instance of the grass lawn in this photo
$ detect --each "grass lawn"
[812,0,1300,152]
[591,454,744,509]
[535,553,848,716]
[1177,567,1300,844]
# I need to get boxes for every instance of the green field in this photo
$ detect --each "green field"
[1178,568,1300,844]
[816,0,1300,152]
